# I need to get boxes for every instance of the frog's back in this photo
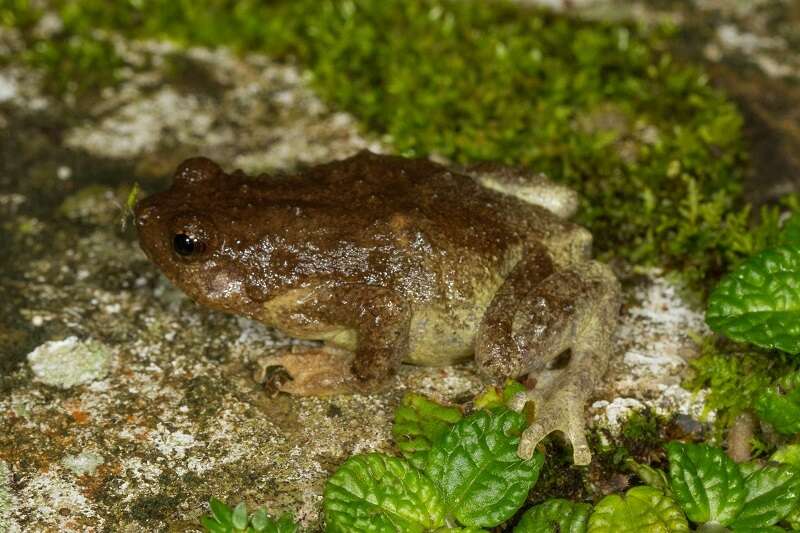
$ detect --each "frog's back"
[297,150,571,255]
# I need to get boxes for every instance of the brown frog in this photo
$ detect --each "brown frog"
[134,150,620,464]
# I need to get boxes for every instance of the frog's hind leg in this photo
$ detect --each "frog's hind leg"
[475,260,620,465]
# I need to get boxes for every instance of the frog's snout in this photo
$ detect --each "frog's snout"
[134,203,157,227]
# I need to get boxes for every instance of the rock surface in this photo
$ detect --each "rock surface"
[0,1,798,531]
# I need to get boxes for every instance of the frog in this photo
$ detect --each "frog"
[134,150,621,465]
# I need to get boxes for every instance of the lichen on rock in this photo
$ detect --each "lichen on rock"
[61,452,105,477]
[26,337,112,389]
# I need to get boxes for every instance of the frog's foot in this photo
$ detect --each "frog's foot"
[510,381,592,465]
[477,260,621,466]
[254,348,359,396]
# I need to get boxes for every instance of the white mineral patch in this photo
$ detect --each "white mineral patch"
[618,275,706,378]
[61,38,378,174]
[713,23,795,78]
[0,64,48,111]
[65,88,227,159]
[61,452,105,476]
[592,397,646,430]
[27,337,112,389]
[717,24,779,55]
[595,272,711,431]
[0,73,17,102]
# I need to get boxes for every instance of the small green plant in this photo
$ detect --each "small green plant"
[702,212,800,439]
[706,246,800,354]
[201,499,299,533]
[473,378,527,410]
[22,33,125,96]
[686,336,800,432]
[424,409,544,527]
[707,214,800,353]
[325,406,544,531]
[203,391,800,532]
[324,453,446,532]
[515,498,591,532]
[665,442,800,531]
[589,486,689,532]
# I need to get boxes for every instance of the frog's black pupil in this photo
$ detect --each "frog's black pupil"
[173,234,196,256]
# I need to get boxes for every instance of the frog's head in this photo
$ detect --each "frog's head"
[134,157,259,315]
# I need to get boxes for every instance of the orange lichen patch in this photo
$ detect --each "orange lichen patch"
[69,408,90,425]
[61,398,92,424]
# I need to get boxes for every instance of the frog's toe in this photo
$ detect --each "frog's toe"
[515,388,593,466]
[260,364,294,397]
[254,348,356,396]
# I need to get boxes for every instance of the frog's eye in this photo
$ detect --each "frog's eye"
[173,233,207,257]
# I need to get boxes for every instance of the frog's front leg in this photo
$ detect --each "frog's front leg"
[258,285,411,395]
[476,259,620,465]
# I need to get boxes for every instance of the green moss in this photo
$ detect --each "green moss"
[0,0,125,97]
[2,0,758,291]
[0,0,40,29]
[685,336,800,432]
[22,33,124,96]
[620,411,662,449]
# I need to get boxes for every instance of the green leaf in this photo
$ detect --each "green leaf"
[784,503,800,530]
[738,461,762,480]
[432,529,488,532]
[209,498,234,527]
[200,515,229,533]
[666,442,745,525]
[232,502,248,530]
[706,246,800,353]
[587,486,689,533]
[771,444,800,467]
[755,373,800,435]
[474,379,527,410]
[514,498,591,533]
[324,453,445,533]
[251,509,269,531]
[392,393,463,470]
[424,408,544,527]
[249,508,299,533]
[730,527,787,532]
[271,513,299,533]
[728,463,800,529]
[625,458,670,492]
